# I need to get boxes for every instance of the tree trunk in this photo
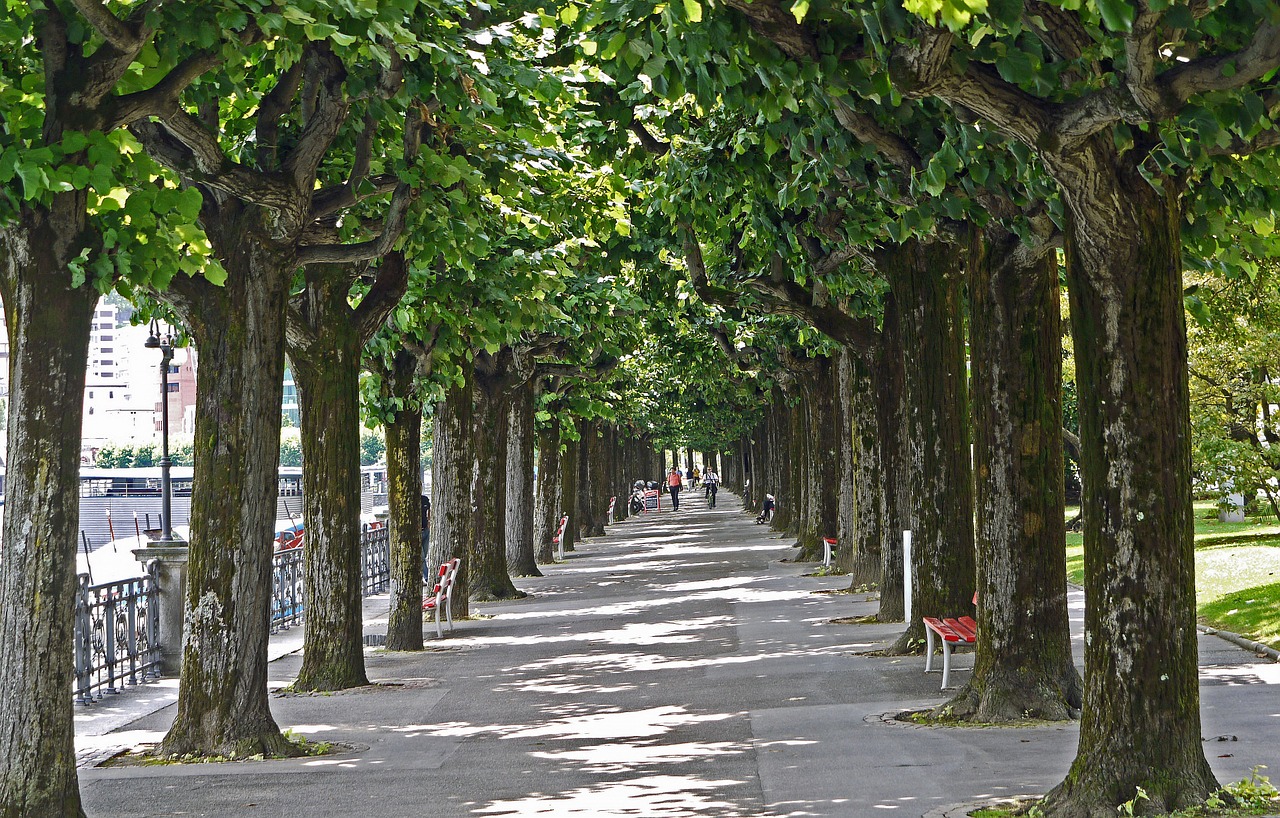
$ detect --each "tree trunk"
[843,348,882,588]
[470,359,523,601]
[874,291,909,622]
[576,419,605,538]
[534,415,563,564]
[560,434,580,553]
[885,239,975,654]
[943,229,1081,722]
[506,379,541,577]
[429,360,474,619]
[383,350,424,652]
[1039,144,1217,816]
[289,269,369,692]
[0,215,97,817]
[159,215,296,758]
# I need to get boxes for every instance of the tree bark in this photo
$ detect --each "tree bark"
[533,414,563,564]
[1039,142,1217,816]
[942,229,1081,722]
[0,215,97,818]
[885,239,975,654]
[429,361,474,619]
[874,291,910,623]
[383,350,424,651]
[506,379,541,577]
[469,357,523,601]
[844,348,883,588]
[560,434,580,553]
[289,266,370,691]
[159,212,297,758]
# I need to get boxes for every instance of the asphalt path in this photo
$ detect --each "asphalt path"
[78,489,1280,817]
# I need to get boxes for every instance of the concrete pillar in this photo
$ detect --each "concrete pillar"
[134,542,189,676]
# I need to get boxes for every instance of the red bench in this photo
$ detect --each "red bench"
[607,496,616,525]
[422,557,461,638]
[922,593,979,689]
[552,514,569,561]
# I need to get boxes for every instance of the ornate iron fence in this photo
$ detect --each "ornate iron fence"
[270,523,390,632]
[74,565,162,705]
[72,524,393,703]
[271,545,306,633]
[359,524,391,596]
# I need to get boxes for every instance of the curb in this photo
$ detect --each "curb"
[1198,625,1280,662]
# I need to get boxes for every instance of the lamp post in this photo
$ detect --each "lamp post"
[145,320,177,543]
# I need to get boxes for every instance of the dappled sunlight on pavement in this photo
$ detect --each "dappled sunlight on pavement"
[77,491,1280,818]
[473,774,754,816]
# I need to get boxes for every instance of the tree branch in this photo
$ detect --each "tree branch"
[255,57,307,170]
[629,120,671,156]
[109,50,224,129]
[70,0,144,52]
[830,96,922,172]
[1161,19,1280,105]
[353,251,410,343]
[131,114,296,211]
[285,42,350,191]
[721,0,820,60]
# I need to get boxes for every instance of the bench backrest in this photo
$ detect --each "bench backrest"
[552,514,569,544]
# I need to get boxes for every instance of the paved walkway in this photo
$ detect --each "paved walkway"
[78,490,1280,817]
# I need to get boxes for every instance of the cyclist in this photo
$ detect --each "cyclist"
[702,467,719,508]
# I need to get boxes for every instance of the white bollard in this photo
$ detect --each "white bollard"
[903,530,913,624]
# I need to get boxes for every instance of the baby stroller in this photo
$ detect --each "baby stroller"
[755,494,776,524]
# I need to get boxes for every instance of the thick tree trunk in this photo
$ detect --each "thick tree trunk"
[429,361,474,619]
[576,419,607,538]
[506,379,541,577]
[383,351,424,652]
[875,292,909,622]
[560,434,580,553]
[289,270,369,691]
[943,230,1081,722]
[470,360,523,601]
[885,239,975,654]
[159,217,296,758]
[844,348,882,588]
[0,216,97,818]
[533,416,562,564]
[1040,145,1216,816]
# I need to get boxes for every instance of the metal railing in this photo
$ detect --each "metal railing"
[73,523,393,703]
[74,565,162,705]
[270,523,390,633]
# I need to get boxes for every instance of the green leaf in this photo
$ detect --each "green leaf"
[1095,0,1134,32]
[790,0,811,23]
[684,0,703,23]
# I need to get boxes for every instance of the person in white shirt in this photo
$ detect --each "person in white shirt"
[702,469,719,507]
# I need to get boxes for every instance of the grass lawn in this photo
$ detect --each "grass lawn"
[1062,503,1280,649]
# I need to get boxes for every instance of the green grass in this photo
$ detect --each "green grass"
[1062,504,1280,647]
[1200,583,1280,650]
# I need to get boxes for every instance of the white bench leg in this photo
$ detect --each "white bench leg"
[924,627,936,673]
[941,641,952,689]
[435,603,443,639]
[823,541,833,566]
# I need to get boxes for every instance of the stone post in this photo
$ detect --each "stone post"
[134,542,189,676]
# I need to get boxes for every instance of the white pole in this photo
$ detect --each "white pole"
[903,529,913,624]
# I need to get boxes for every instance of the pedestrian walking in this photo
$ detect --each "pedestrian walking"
[667,466,684,511]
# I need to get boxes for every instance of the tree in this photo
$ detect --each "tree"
[131,4,445,757]
[1187,259,1280,521]
[0,2,224,812]
[885,12,1280,812]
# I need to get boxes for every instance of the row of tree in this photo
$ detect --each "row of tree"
[4,1,1280,817]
